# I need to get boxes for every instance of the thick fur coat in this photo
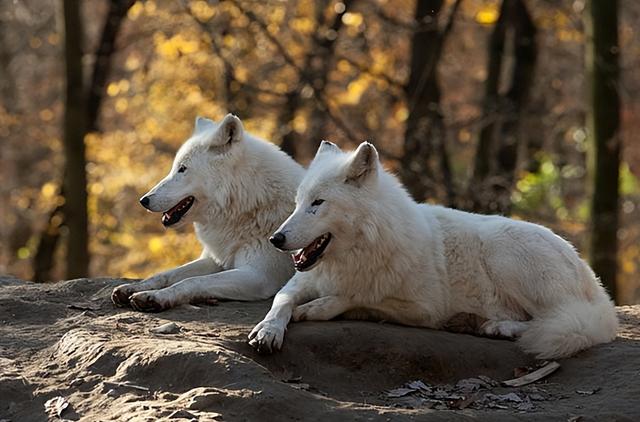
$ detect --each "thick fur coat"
[250,141,618,359]
[111,114,304,311]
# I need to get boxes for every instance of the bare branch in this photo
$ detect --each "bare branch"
[336,55,405,90]
[181,1,287,100]
[224,0,362,142]
[409,0,463,114]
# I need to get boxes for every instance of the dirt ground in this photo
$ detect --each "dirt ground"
[1,276,639,421]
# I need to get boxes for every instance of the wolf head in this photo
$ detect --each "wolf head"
[140,113,246,228]
[270,140,380,271]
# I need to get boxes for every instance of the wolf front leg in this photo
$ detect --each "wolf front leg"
[128,264,278,312]
[111,252,221,307]
[292,295,354,322]
[248,274,318,353]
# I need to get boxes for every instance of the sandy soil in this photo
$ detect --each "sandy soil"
[1,276,639,421]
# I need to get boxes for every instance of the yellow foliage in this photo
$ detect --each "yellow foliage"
[39,109,54,121]
[337,59,351,73]
[394,105,409,122]
[127,2,143,20]
[17,247,30,260]
[291,17,315,34]
[476,4,499,25]
[107,82,119,97]
[293,114,307,134]
[341,12,363,27]
[47,32,59,46]
[190,0,216,21]
[41,182,57,198]
[144,1,157,14]
[115,98,128,113]
[336,75,372,105]
[125,54,142,71]
[118,79,130,93]
[148,236,164,254]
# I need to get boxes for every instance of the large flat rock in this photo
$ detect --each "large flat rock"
[1,276,638,421]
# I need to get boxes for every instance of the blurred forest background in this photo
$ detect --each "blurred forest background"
[1,0,638,303]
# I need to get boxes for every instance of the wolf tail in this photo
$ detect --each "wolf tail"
[518,292,618,359]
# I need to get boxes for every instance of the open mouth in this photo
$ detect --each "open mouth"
[161,196,195,227]
[292,233,332,272]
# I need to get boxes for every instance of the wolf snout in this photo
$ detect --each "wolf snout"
[140,195,151,209]
[269,232,286,249]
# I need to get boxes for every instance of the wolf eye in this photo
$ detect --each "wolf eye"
[311,199,325,206]
[178,164,187,173]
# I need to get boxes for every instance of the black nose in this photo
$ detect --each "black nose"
[139,196,150,209]
[269,232,286,248]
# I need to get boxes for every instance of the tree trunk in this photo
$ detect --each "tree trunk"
[470,0,510,211]
[33,184,65,282]
[585,0,620,302]
[87,0,136,132]
[279,90,300,158]
[304,0,352,155]
[470,0,536,215]
[61,0,89,279]
[34,0,135,282]
[488,0,537,214]
[278,0,351,160]
[400,0,444,202]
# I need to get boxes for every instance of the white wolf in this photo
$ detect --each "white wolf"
[249,141,618,358]
[111,114,304,312]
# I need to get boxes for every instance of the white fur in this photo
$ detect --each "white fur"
[249,141,618,358]
[111,114,304,311]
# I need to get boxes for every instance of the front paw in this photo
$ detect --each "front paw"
[111,284,136,307]
[130,291,171,313]
[248,320,286,354]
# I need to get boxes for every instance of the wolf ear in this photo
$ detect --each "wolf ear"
[194,116,216,135]
[345,142,379,186]
[315,140,341,156]
[212,113,244,147]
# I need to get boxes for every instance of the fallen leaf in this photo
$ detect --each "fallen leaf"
[515,398,535,412]
[576,387,601,395]
[503,361,560,387]
[44,396,69,418]
[453,392,480,410]
[150,322,180,334]
[386,387,418,398]
[485,392,523,403]
[477,375,499,387]
[103,381,150,392]
[407,380,431,392]
[455,378,487,393]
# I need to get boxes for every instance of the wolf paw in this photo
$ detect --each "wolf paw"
[111,284,137,307]
[248,320,285,354]
[481,320,529,339]
[129,291,171,313]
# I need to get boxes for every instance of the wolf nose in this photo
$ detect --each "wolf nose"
[139,196,151,209]
[269,232,286,248]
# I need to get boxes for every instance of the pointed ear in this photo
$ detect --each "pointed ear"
[193,116,216,135]
[216,113,244,145]
[345,142,379,185]
[315,140,341,157]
